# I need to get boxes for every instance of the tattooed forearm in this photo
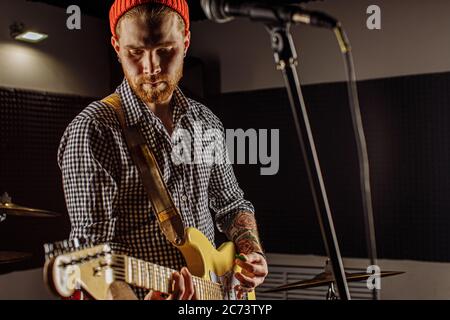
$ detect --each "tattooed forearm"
[227,211,264,255]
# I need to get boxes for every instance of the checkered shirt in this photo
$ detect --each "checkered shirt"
[57,79,255,298]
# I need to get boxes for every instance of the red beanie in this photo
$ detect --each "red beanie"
[109,0,190,38]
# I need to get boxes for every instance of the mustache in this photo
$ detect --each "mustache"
[137,76,168,84]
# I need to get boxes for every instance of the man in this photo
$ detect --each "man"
[58,0,267,300]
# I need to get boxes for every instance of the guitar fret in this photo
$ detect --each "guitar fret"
[198,278,203,300]
[192,278,197,299]
[197,278,202,300]
[133,258,136,286]
[127,257,132,284]
[165,268,170,293]
[160,266,164,292]
[138,260,142,288]
[145,262,150,289]
[121,256,224,300]
[209,281,212,300]
[164,268,168,292]
[210,281,213,300]
[143,261,147,289]
[163,267,167,292]
[132,258,137,286]
[203,278,209,300]
[165,268,169,293]
[137,259,142,287]
[155,265,159,292]
[152,265,156,292]
[133,259,137,286]
[194,278,201,300]
[141,260,145,288]
[128,258,132,284]
[159,266,163,293]
[161,268,166,292]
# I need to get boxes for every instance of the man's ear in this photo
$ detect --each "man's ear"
[111,36,120,55]
[183,30,191,56]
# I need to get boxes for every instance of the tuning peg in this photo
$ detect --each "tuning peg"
[44,243,55,260]
[44,243,54,254]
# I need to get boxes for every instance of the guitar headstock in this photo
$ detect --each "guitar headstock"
[44,237,94,260]
[43,240,115,300]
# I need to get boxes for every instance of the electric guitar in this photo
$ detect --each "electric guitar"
[43,227,256,300]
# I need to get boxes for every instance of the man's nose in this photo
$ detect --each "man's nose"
[143,51,161,76]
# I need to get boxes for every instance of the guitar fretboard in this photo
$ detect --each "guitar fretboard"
[111,255,224,300]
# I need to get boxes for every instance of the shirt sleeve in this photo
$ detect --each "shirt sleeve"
[57,118,127,253]
[207,122,255,235]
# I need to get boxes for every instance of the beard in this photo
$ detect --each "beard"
[126,64,183,105]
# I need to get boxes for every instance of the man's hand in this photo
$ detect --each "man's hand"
[144,267,198,300]
[234,252,268,299]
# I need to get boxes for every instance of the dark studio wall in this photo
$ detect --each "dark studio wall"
[0,88,94,274]
[208,71,450,262]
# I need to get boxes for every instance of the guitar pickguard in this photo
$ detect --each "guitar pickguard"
[210,270,247,300]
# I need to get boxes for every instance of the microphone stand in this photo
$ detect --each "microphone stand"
[265,22,351,300]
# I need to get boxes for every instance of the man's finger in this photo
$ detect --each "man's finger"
[237,252,263,264]
[180,267,195,300]
[241,268,256,278]
[235,259,267,277]
[108,281,138,300]
[171,271,185,300]
[235,271,258,289]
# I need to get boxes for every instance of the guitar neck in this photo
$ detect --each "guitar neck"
[111,255,224,300]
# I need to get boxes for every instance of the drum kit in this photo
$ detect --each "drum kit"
[0,192,60,268]
[263,263,404,299]
[263,257,405,299]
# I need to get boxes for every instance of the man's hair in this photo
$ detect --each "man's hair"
[116,3,185,37]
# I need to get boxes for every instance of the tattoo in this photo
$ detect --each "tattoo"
[227,211,263,255]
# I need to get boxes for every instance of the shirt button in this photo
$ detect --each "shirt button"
[181,194,188,202]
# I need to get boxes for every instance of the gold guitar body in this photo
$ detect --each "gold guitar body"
[177,227,256,300]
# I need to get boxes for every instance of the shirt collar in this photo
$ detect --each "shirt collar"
[116,78,191,128]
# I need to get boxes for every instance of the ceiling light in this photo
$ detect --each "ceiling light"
[10,22,48,43]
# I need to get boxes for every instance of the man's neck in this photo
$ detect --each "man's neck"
[146,99,174,136]
[147,100,171,119]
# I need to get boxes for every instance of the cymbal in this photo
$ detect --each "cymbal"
[263,270,405,293]
[0,251,32,264]
[0,193,60,218]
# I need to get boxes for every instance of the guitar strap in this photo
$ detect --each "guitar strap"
[101,93,186,247]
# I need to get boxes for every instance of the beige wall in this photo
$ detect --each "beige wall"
[0,0,111,96]
[190,0,450,93]
[0,269,55,300]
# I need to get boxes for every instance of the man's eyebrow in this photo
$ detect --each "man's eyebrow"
[124,45,143,49]
[124,42,177,49]
[157,41,176,47]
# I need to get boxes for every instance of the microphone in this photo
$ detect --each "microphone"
[200,0,338,29]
